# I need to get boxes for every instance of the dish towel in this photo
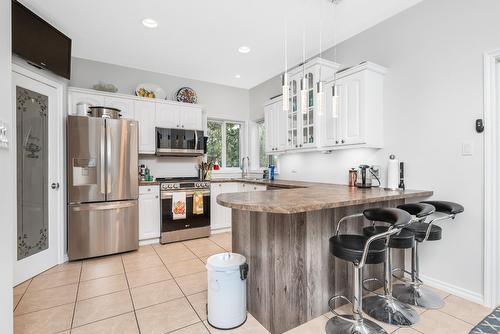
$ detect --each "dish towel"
[193,191,204,215]
[172,192,187,220]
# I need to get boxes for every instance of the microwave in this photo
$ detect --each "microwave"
[155,127,205,157]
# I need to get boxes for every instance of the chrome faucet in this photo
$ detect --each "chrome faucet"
[241,156,249,178]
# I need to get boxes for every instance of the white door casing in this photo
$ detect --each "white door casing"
[483,49,500,308]
[12,64,64,285]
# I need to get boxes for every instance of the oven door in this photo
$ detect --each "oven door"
[161,190,211,232]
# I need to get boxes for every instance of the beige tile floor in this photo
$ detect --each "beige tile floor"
[12,232,492,334]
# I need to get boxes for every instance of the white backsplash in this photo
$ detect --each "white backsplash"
[139,155,201,179]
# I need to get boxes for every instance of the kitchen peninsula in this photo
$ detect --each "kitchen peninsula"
[217,180,432,334]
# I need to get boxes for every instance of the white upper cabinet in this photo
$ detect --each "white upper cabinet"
[156,103,179,128]
[134,100,156,154]
[264,97,287,154]
[68,91,104,115]
[286,58,339,150]
[156,104,202,130]
[320,62,386,149]
[104,96,135,120]
[68,87,204,155]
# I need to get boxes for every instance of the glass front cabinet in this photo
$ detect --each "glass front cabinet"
[286,58,339,151]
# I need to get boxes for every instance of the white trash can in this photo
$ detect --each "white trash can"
[206,252,248,329]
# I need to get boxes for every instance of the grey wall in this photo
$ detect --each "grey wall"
[71,57,250,122]
[0,0,13,332]
[249,0,500,300]
[70,57,251,177]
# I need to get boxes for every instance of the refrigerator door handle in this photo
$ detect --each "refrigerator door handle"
[100,121,106,194]
[106,123,112,194]
[69,200,137,212]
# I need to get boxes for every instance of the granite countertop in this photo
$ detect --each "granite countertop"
[216,180,433,214]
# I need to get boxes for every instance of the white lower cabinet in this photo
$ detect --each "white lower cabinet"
[210,182,238,230]
[211,182,267,231]
[139,185,161,240]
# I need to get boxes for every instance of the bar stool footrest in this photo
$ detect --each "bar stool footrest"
[362,277,385,297]
[328,295,358,324]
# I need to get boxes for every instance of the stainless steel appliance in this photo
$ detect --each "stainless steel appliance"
[356,165,373,188]
[156,127,205,156]
[67,115,139,260]
[159,177,211,243]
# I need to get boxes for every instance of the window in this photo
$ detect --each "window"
[207,120,243,169]
[257,120,269,168]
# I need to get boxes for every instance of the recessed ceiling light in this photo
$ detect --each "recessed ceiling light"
[234,74,241,79]
[238,46,251,54]
[142,18,158,28]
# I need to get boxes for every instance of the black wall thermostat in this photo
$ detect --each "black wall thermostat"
[476,119,484,133]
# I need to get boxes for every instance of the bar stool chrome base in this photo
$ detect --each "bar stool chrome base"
[392,283,444,309]
[362,295,420,326]
[326,315,387,334]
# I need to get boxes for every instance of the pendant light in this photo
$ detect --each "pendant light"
[300,29,308,115]
[316,21,325,116]
[331,0,340,118]
[282,22,289,112]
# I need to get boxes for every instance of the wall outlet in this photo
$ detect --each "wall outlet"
[291,169,297,174]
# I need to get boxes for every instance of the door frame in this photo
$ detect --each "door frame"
[483,49,500,307]
[12,63,66,275]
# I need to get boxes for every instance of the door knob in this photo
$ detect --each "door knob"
[51,182,60,190]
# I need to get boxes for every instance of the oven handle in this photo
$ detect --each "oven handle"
[161,190,211,199]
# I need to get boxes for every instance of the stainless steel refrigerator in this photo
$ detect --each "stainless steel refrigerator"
[67,115,139,260]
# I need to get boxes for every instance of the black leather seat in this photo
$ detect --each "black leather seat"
[408,223,442,242]
[330,235,386,264]
[421,201,464,215]
[397,203,435,218]
[363,226,414,249]
[330,208,411,264]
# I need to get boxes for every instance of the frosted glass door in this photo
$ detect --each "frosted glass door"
[16,86,49,260]
[14,69,60,285]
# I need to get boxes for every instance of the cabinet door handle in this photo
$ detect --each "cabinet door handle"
[341,139,345,144]
[182,125,184,128]
[155,195,159,199]
[335,140,339,144]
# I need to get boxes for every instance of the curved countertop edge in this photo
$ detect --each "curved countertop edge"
[216,181,433,214]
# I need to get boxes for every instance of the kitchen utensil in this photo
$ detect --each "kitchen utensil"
[349,168,357,187]
[356,165,372,188]
[87,106,121,119]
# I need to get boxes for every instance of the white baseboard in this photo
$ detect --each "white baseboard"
[210,228,231,234]
[139,238,160,246]
[419,274,484,305]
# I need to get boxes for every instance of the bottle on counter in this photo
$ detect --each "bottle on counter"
[269,165,276,181]
[139,164,146,181]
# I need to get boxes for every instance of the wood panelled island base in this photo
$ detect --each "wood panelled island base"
[217,181,432,334]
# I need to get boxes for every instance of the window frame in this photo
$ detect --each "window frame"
[256,119,269,170]
[207,118,244,172]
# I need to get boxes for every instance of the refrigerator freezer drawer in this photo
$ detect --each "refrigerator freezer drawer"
[68,200,139,260]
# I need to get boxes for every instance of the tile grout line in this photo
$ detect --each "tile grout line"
[155,243,209,331]
[13,278,34,314]
[120,254,142,334]
[69,261,83,333]
[435,308,478,327]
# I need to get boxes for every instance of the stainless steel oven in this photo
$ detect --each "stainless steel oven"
[159,178,211,243]
[156,127,205,157]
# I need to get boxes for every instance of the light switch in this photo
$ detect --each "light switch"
[0,121,8,149]
[462,142,473,156]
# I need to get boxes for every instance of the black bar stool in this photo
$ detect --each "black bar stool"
[326,207,412,334]
[361,203,435,326]
[393,201,464,309]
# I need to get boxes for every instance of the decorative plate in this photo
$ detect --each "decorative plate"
[175,87,198,104]
[135,83,166,99]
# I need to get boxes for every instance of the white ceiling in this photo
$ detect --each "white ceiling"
[23,0,422,89]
